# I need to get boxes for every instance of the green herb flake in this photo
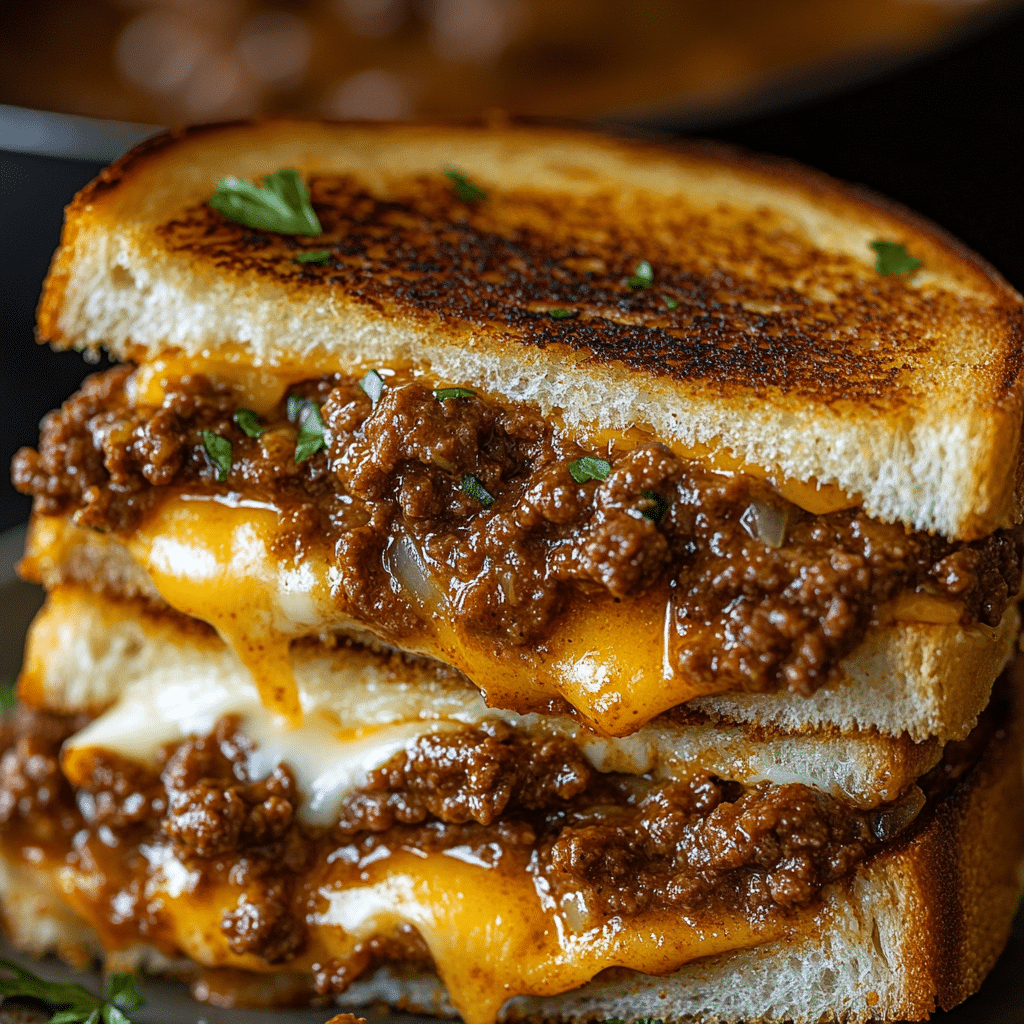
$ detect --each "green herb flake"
[1,958,144,1024]
[201,430,232,482]
[233,408,266,438]
[0,675,15,714]
[286,392,307,422]
[627,260,654,289]
[661,294,679,310]
[434,387,477,401]
[294,402,326,464]
[360,370,386,405]
[869,240,924,276]
[640,490,669,522]
[104,974,143,1012]
[569,456,611,483]
[461,473,495,507]
[207,168,322,236]
[446,169,487,204]
[548,307,576,320]
[294,249,331,265]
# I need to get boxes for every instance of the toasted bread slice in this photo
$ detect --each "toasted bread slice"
[19,584,943,809]
[37,120,1024,539]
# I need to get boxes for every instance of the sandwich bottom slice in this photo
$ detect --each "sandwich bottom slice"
[1,593,1022,1024]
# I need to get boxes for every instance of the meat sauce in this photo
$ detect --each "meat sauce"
[13,368,1023,699]
[0,709,897,974]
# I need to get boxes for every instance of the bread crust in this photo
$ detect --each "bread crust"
[35,119,1024,539]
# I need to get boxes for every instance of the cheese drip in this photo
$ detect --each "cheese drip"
[121,493,964,737]
[122,495,729,734]
[50,835,811,1024]
[311,851,799,1024]
[127,496,319,723]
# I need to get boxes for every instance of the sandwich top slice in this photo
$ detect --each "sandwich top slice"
[14,119,1024,739]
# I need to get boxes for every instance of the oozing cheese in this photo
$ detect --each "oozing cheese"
[123,495,732,735]
[49,586,936,818]
[48,828,816,1024]
[40,486,949,738]
[309,850,804,1024]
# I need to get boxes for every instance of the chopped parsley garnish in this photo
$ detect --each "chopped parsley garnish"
[639,490,669,522]
[569,456,611,483]
[870,240,924,276]
[360,370,386,405]
[661,294,679,310]
[628,260,654,289]
[548,308,576,320]
[434,387,477,401]
[0,675,15,714]
[294,249,331,265]
[201,430,232,482]
[446,169,487,203]
[233,408,266,438]
[461,473,495,507]
[286,392,308,422]
[207,168,322,236]
[293,401,326,464]
[1,958,143,1024]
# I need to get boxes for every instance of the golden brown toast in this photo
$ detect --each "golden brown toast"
[37,119,1024,539]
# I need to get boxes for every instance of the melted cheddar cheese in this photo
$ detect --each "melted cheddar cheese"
[122,495,746,733]
[24,493,966,736]
[48,835,815,1024]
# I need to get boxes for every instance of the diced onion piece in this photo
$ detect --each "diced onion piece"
[740,500,787,549]
[386,533,444,611]
[871,785,926,842]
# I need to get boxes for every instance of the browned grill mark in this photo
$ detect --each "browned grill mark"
[150,173,990,403]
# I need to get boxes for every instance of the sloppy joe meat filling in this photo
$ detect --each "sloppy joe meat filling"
[1,701,993,990]
[13,367,1024,698]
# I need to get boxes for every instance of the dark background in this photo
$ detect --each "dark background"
[2,5,1022,533]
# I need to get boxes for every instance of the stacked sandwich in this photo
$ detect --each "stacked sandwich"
[3,120,1023,1024]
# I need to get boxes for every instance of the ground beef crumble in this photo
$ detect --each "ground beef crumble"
[0,709,938,981]
[12,368,1024,697]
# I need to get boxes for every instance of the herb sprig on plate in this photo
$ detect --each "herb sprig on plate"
[0,958,143,1024]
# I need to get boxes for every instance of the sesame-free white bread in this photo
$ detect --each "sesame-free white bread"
[17,584,944,809]
[37,120,1024,540]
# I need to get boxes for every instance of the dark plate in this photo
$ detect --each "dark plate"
[1,525,1022,1023]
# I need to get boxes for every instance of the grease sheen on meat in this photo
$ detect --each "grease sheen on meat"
[13,368,1023,698]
